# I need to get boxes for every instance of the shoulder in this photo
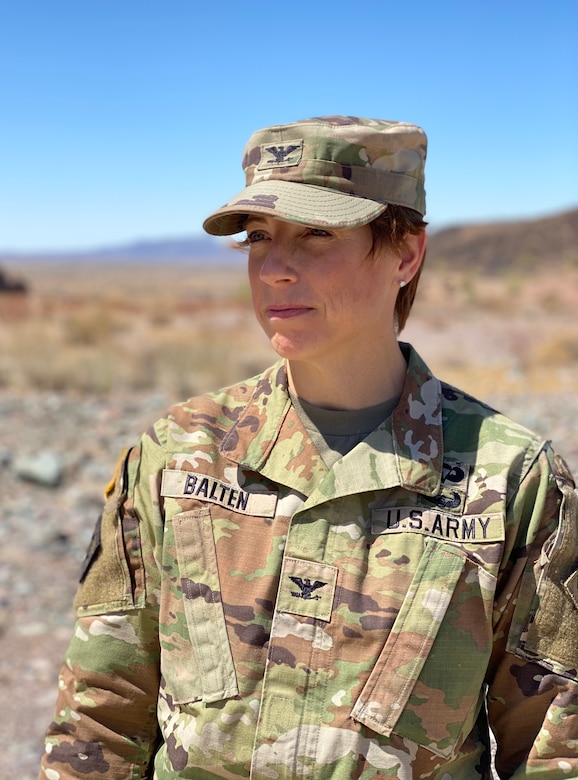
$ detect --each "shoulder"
[142,361,285,449]
[440,378,548,485]
[403,342,547,476]
[440,378,543,443]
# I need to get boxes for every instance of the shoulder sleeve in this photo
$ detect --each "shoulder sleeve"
[40,427,167,779]
[487,446,578,779]
[514,453,578,674]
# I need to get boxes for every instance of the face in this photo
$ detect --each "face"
[246,215,402,367]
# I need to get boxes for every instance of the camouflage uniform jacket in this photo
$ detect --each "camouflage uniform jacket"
[41,344,578,779]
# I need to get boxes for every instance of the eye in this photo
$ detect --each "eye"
[246,230,268,244]
[308,228,331,237]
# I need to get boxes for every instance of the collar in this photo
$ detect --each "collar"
[220,344,443,499]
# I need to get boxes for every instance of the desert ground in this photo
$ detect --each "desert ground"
[1,259,577,778]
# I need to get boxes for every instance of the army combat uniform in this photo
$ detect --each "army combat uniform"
[41,345,578,779]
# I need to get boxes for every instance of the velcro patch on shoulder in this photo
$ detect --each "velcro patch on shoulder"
[564,569,578,610]
[372,507,504,543]
[521,481,578,676]
[79,513,102,583]
[74,503,134,614]
[74,449,138,615]
[161,469,277,517]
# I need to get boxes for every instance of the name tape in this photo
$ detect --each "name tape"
[372,507,504,543]
[161,469,277,517]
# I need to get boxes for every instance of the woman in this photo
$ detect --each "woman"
[40,117,577,779]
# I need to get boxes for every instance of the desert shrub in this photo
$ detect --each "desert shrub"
[534,334,578,367]
[460,272,477,304]
[15,344,115,393]
[504,271,524,297]
[233,280,254,307]
[538,291,562,313]
[63,308,123,346]
[145,297,174,327]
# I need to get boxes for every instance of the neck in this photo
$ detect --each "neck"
[287,339,407,410]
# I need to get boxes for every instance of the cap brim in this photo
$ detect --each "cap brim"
[203,180,388,236]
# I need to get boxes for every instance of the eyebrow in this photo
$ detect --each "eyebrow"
[244,216,269,227]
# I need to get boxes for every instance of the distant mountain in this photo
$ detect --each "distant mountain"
[0,235,241,264]
[82,236,241,262]
[2,208,577,274]
[426,208,578,273]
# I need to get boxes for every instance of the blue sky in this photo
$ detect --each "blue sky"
[1,0,577,251]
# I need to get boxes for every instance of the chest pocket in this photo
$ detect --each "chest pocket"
[162,507,239,705]
[351,537,497,758]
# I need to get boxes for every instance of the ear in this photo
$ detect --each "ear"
[397,230,427,282]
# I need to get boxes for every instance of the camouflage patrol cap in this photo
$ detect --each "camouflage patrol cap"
[203,115,427,236]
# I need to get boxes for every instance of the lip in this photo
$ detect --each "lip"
[266,305,314,320]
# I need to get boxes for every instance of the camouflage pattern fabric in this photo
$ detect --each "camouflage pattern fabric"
[40,344,578,779]
[202,115,427,236]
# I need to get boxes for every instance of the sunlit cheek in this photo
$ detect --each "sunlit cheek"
[326,284,367,315]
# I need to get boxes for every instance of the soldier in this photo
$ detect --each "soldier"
[40,117,578,779]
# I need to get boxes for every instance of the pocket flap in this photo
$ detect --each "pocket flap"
[352,539,467,755]
[173,509,239,703]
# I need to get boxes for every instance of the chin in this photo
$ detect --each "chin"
[270,334,315,361]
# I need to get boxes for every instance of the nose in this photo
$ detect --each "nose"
[258,238,299,286]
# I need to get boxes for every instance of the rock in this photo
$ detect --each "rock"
[13,451,65,487]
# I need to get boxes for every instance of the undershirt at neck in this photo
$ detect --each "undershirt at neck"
[289,391,399,468]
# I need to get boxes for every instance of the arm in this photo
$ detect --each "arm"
[40,440,164,779]
[488,448,578,779]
